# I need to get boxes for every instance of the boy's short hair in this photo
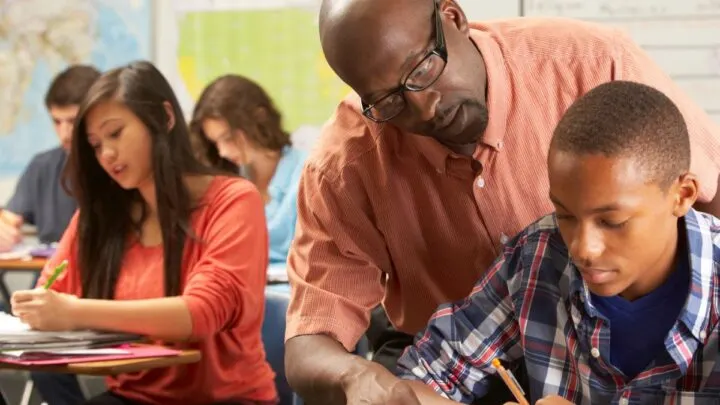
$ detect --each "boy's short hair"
[550,80,690,189]
[44,64,101,108]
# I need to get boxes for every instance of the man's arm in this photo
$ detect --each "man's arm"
[284,150,390,402]
[286,335,459,405]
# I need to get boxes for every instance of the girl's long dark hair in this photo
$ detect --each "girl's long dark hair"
[63,61,216,299]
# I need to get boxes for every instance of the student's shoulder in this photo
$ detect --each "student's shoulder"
[687,209,720,252]
[304,93,394,182]
[25,147,65,171]
[474,17,623,61]
[501,214,569,278]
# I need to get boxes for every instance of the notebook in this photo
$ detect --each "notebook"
[0,345,181,366]
[0,312,142,351]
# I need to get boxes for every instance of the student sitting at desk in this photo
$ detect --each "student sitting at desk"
[0,65,100,251]
[190,75,307,265]
[389,81,720,404]
[10,61,277,405]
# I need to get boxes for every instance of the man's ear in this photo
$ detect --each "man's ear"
[162,101,176,131]
[672,172,699,217]
[441,0,469,35]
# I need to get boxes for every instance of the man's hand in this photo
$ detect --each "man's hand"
[286,335,459,405]
[343,361,422,405]
[0,210,23,252]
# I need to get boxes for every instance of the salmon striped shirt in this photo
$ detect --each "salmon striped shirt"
[285,17,720,351]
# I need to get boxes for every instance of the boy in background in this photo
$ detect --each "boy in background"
[0,65,100,251]
[397,81,720,404]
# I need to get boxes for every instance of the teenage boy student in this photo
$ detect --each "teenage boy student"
[393,81,720,404]
[0,65,101,252]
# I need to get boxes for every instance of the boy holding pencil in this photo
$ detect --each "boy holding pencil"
[395,81,720,404]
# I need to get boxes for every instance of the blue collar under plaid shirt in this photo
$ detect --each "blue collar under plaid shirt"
[397,209,720,405]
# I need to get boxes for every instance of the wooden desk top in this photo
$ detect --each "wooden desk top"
[0,258,47,271]
[0,349,201,376]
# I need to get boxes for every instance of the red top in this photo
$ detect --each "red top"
[37,176,277,404]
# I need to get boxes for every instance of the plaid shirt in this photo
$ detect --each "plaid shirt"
[397,209,720,405]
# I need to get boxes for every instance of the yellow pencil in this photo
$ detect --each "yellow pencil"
[491,358,529,405]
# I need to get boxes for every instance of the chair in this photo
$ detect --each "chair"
[262,291,296,405]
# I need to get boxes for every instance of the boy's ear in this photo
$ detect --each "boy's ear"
[672,173,699,217]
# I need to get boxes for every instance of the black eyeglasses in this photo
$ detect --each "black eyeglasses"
[361,1,448,123]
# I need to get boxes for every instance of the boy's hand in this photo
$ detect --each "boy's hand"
[536,396,574,405]
[0,210,23,252]
[504,396,574,405]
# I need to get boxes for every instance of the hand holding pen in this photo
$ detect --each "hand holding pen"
[11,259,78,331]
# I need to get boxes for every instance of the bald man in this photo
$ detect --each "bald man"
[284,0,720,404]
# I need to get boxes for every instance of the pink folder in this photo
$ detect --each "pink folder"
[0,345,181,366]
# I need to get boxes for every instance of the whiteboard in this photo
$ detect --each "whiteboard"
[522,0,720,124]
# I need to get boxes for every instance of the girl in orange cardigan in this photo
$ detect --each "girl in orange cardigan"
[11,61,277,405]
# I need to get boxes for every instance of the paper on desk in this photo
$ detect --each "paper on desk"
[0,312,32,334]
[0,345,182,366]
[0,312,143,351]
[2,348,131,358]
[267,263,289,283]
[0,248,31,261]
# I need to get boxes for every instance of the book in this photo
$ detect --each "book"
[0,345,181,366]
[0,312,142,352]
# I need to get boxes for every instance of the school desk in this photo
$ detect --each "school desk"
[0,347,201,405]
[0,347,202,376]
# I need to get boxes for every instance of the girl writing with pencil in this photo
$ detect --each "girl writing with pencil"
[10,61,278,405]
[189,75,308,265]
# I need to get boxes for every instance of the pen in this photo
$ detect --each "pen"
[491,358,529,405]
[43,260,68,289]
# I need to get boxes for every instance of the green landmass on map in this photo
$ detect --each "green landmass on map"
[177,9,350,131]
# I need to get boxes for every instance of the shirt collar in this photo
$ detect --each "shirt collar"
[677,208,718,341]
[413,24,511,172]
[568,209,719,342]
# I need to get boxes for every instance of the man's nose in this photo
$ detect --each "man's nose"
[404,89,441,123]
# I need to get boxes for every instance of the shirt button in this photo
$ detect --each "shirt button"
[500,233,509,244]
[591,347,600,358]
[476,177,485,188]
[436,168,443,174]
[700,330,707,340]
[619,398,629,405]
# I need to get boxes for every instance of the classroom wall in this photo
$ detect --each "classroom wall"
[0,0,518,205]
[0,0,518,294]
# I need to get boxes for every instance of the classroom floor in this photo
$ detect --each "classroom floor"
[0,370,105,405]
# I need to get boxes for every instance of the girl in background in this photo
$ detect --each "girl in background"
[12,61,277,405]
[191,75,307,265]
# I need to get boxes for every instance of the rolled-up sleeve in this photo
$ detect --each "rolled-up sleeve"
[182,182,268,339]
[613,30,720,202]
[285,159,388,352]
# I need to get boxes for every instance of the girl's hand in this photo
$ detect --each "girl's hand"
[11,288,79,331]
